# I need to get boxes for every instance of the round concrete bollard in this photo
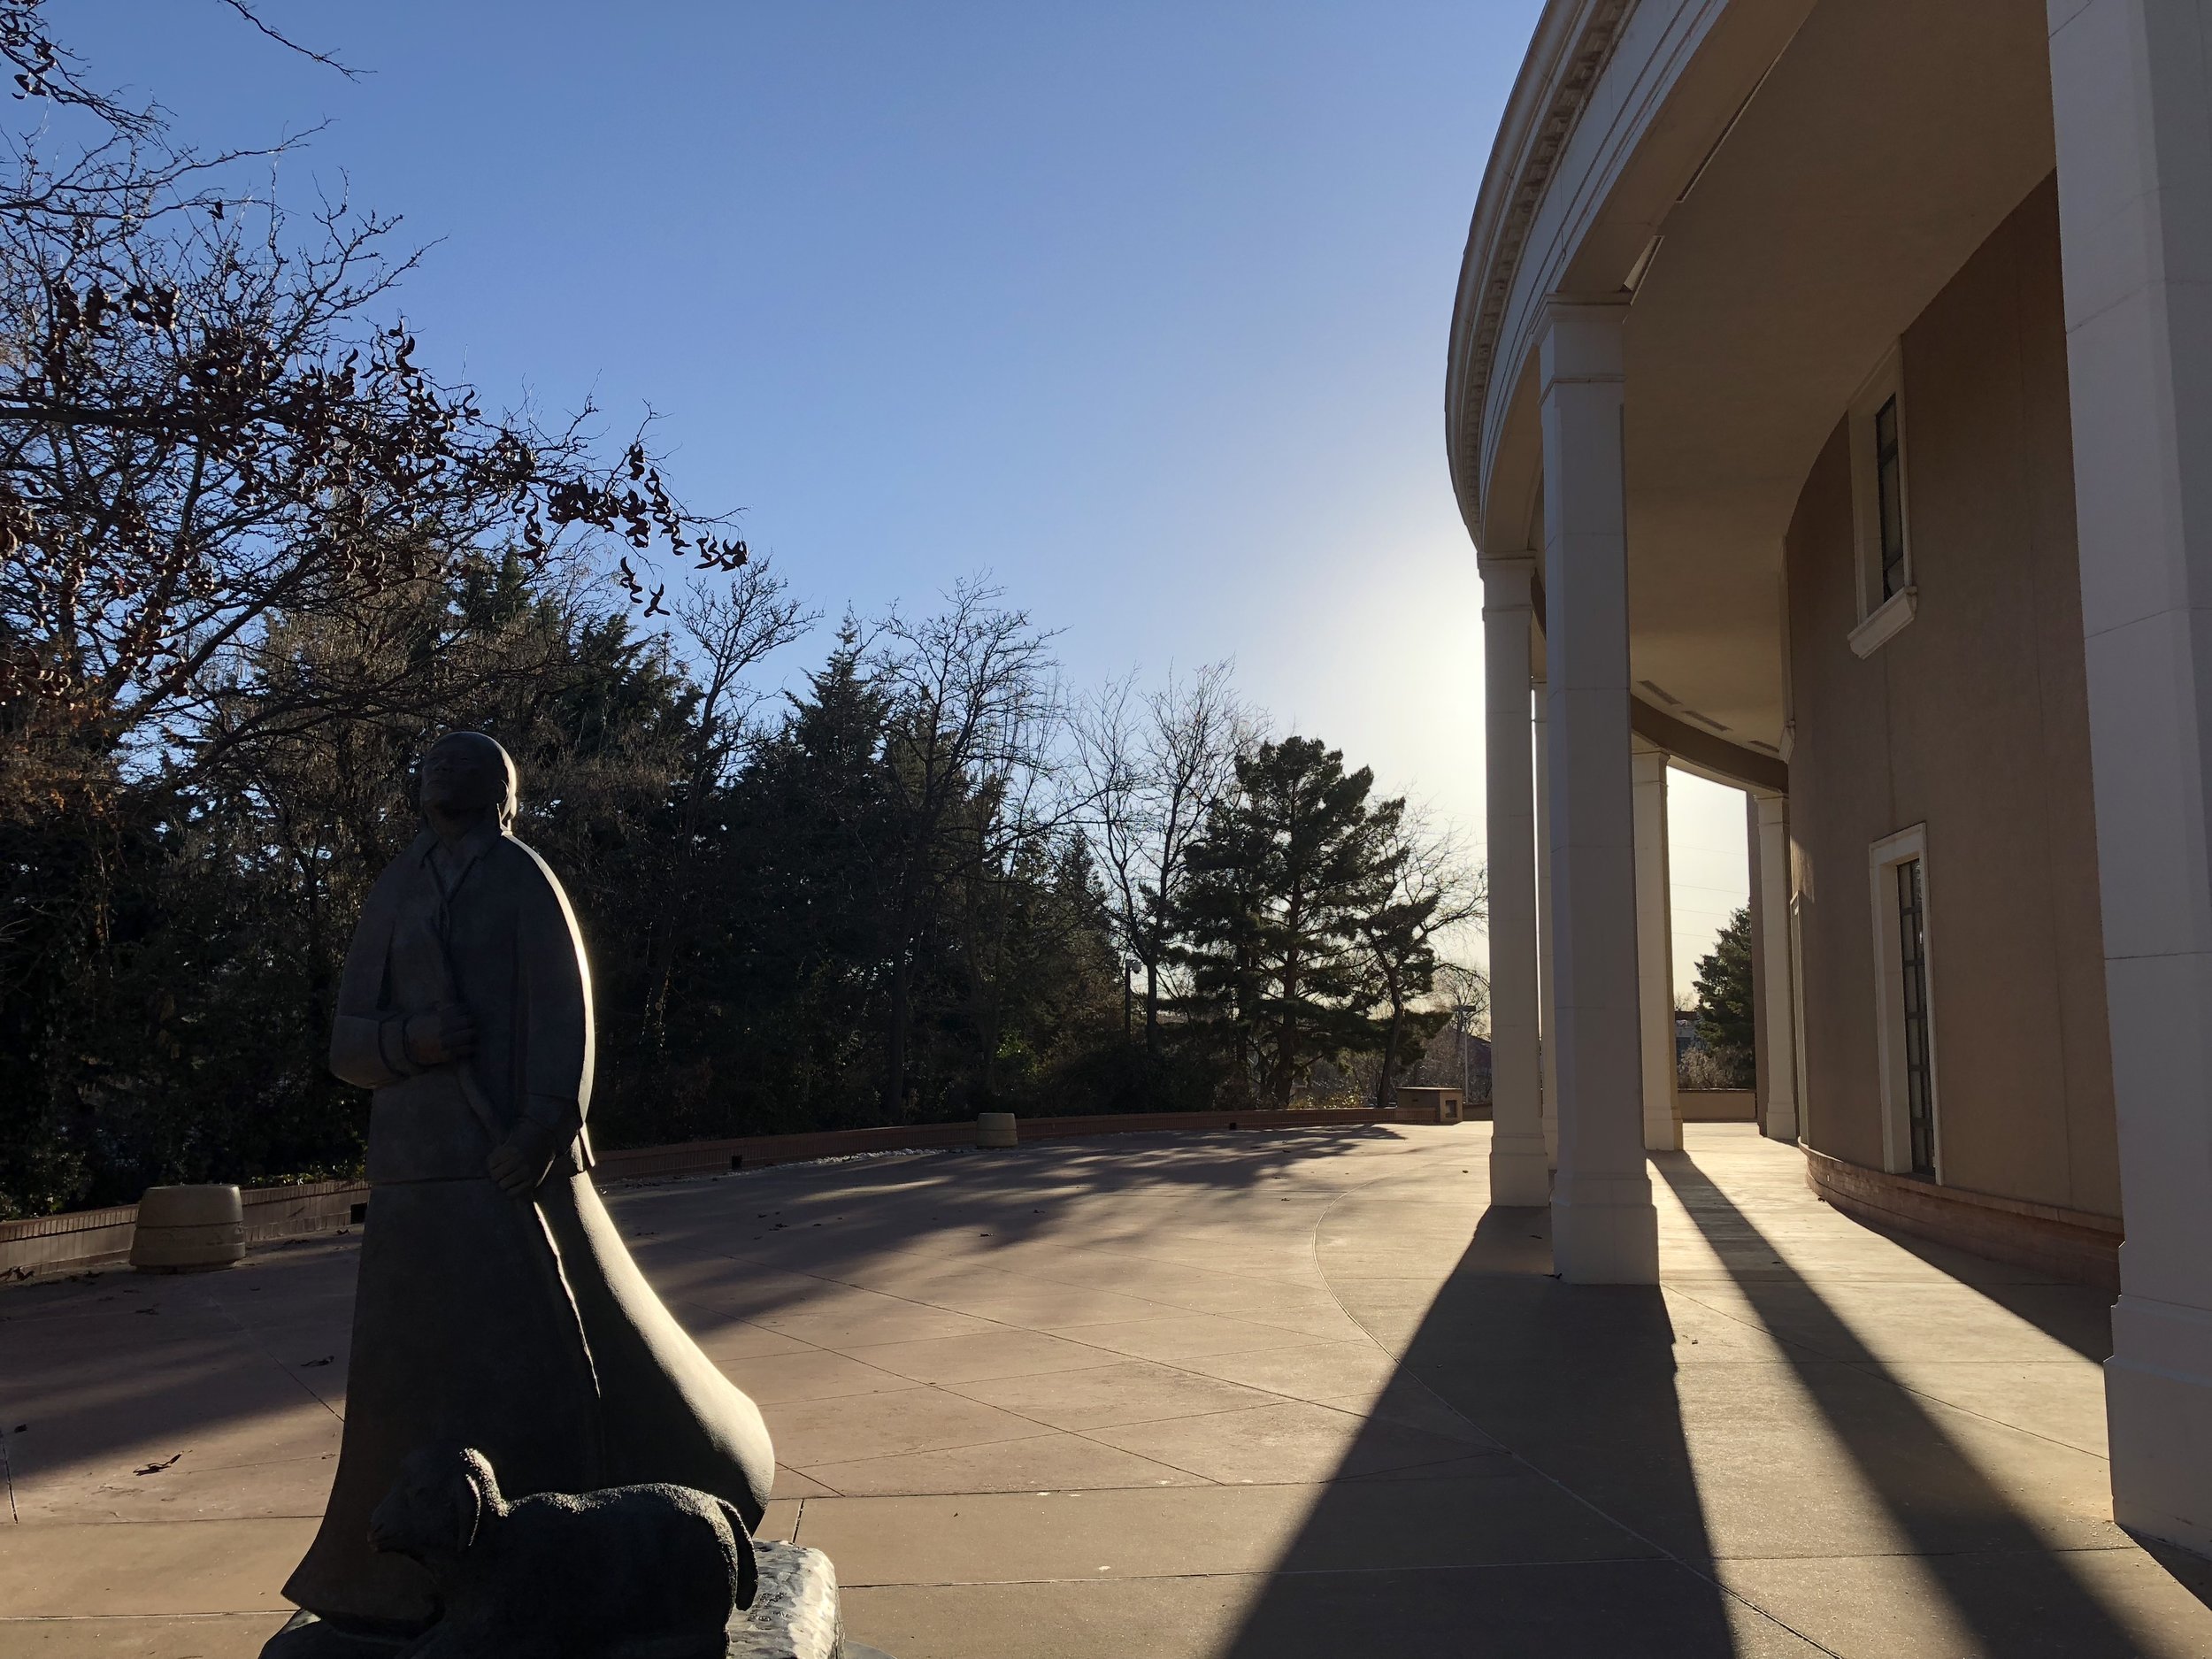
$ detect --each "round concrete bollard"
[976,1111,1019,1149]
[130,1184,245,1272]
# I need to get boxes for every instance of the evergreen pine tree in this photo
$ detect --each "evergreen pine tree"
[1175,737,1398,1106]
[1691,904,1756,1085]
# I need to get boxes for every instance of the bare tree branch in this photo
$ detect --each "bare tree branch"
[211,0,360,81]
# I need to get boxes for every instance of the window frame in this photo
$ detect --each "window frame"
[1869,824,1941,1179]
[1846,343,1916,658]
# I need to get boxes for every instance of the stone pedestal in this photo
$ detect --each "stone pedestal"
[130,1184,244,1271]
[976,1112,1018,1148]
[728,1542,849,1659]
[264,1542,873,1657]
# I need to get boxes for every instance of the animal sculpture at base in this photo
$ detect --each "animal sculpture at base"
[368,1445,757,1659]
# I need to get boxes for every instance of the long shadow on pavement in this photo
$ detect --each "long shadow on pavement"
[1806,1214,2114,1363]
[1654,1151,2201,1655]
[1218,1135,2212,1659]
[1220,1202,1811,1657]
[0,1130,1417,1508]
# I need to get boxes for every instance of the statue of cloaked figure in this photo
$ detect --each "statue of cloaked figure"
[280,731,773,1644]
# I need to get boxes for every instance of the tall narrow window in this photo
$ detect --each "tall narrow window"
[1875,396,1907,601]
[1870,824,1937,1178]
[1847,346,1915,657]
[1895,856,1936,1178]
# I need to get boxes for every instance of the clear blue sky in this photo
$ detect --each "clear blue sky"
[56,0,1748,981]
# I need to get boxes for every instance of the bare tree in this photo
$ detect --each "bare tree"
[0,4,745,809]
[1362,811,1486,1108]
[1072,660,1248,1064]
[868,579,1062,1119]
[1432,960,1491,1102]
[674,562,818,796]
[1071,671,1146,1026]
[636,561,818,1043]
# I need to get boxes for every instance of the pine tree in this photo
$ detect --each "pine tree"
[701,631,900,1128]
[1691,904,1756,1085]
[1175,737,1399,1106]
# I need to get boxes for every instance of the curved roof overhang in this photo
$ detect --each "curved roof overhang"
[1448,0,2061,769]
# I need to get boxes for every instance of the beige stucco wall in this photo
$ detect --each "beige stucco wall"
[1784,176,2118,1218]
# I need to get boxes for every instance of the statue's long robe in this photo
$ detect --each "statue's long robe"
[283,822,774,1635]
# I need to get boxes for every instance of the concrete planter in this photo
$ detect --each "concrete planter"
[1394,1087,1465,1125]
[130,1184,245,1272]
[976,1112,1018,1148]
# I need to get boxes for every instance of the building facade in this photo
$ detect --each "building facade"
[1451,0,2212,1555]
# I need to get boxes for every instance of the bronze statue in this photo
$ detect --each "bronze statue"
[280,732,774,1643]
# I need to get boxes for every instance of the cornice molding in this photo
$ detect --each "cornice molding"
[1524,572,1788,793]
[1629,696,1788,795]
[1445,0,1634,535]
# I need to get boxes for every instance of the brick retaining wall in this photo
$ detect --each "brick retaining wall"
[0,1177,376,1279]
[1802,1143,2122,1289]
[1680,1088,1758,1123]
[588,1105,1425,1183]
[1,1107,1421,1280]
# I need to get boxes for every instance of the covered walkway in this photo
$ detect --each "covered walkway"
[3,1123,2208,1656]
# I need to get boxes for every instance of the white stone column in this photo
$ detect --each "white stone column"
[1540,299,1660,1285]
[1533,681,1560,1170]
[1751,791,1800,1142]
[1747,795,1771,1123]
[1483,558,1551,1204]
[2050,0,2212,1555]
[1632,741,1681,1152]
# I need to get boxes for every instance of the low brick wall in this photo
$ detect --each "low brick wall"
[0,1202,138,1278]
[2,1106,1426,1280]
[242,1179,372,1245]
[1803,1143,2122,1289]
[589,1106,1420,1181]
[0,1178,373,1280]
[1680,1088,1758,1123]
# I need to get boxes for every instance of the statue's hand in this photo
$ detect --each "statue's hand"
[488,1118,557,1202]
[403,1004,476,1069]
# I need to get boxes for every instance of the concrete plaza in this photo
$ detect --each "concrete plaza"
[3,1122,2210,1657]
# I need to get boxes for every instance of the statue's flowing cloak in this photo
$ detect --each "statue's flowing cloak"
[284,824,773,1635]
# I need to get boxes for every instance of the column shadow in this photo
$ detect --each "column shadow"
[1218,1202,1787,1657]
[1805,1214,2113,1362]
[1652,1151,2188,1654]
[1217,1137,2205,1659]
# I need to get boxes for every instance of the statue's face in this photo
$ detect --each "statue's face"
[419,736,507,815]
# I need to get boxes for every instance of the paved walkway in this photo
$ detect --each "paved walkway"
[3,1124,2209,1657]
